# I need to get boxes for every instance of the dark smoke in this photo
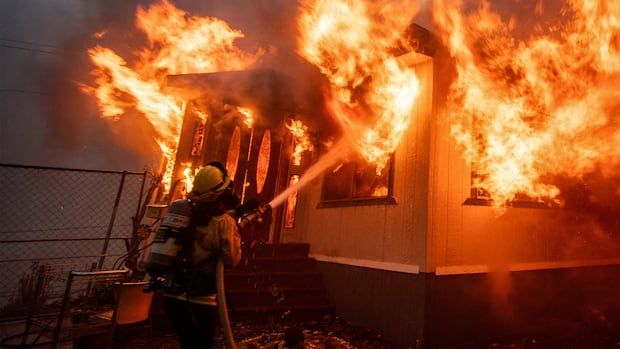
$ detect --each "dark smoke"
[1,0,434,170]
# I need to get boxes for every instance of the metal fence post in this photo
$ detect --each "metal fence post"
[135,171,147,219]
[20,263,46,346]
[52,272,75,348]
[97,171,127,270]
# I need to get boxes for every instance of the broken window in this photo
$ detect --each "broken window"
[321,154,394,206]
[466,116,548,207]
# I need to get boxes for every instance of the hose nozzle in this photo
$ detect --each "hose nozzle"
[238,204,272,228]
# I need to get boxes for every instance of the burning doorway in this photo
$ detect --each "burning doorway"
[165,69,297,243]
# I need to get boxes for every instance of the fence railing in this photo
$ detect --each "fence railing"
[0,164,150,320]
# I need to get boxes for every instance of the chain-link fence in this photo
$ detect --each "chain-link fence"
[0,164,151,321]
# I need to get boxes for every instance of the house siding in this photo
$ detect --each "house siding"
[280,59,434,272]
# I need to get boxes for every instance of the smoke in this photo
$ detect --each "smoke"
[0,0,160,170]
[0,1,301,170]
[1,0,435,172]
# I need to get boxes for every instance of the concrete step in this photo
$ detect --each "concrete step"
[225,271,324,290]
[227,287,330,308]
[234,257,316,273]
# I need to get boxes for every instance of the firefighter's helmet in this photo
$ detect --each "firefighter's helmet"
[193,164,231,194]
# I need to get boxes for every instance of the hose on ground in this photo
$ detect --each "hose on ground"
[216,257,236,349]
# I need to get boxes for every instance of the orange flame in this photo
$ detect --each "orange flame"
[237,107,254,128]
[286,119,314,166]
[195,110,208,122]
[81,0,261,192]
[182,162,199,193]
[434,0,620,208]
[135,0,262,76]
[298,0,420,174]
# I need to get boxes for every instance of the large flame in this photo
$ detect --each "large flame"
[434,0,620,208]
[82,0,261,192]
[297,0,420,174]
[286,119,314,166]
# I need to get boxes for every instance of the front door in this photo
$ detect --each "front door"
[202,111,283,243]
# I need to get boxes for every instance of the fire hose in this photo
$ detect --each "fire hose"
[216,204,271,349]
[216,257,236,349]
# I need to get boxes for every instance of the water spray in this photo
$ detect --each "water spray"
[268,140,349,209]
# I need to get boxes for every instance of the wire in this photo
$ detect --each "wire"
[0,88,56,96]
[0,37,69,50]
[112,236,156,270]
[110,219,162,270]
[0,43,71,56]
[0,224,131,234]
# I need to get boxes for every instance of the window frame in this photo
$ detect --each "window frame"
[318,153,397,208]
[462,117,555,209]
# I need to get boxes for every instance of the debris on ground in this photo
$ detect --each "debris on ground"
[216,316,401,349]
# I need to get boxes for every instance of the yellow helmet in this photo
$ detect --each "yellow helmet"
[192,164,232,194]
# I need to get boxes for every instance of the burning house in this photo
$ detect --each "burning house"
[163,69,303,242]
[81,0,620,346]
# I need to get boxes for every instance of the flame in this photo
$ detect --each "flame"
[81,0,261,192]
[195,110,208,122]
[434,0,620,208]
[286,119,314,166]
[182,162,199,193]
[237,107,254,128]
[298,0,420,174]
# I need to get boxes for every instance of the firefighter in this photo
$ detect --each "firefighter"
[163,162,242,349]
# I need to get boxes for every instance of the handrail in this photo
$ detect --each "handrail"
[1,238,129,244]
[70,269,129,277]
[52,269,130,348]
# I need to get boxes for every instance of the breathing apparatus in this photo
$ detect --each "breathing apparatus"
[144,162,232,293]
[144,162,270,293]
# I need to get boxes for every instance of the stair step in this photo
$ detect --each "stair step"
[248,243,310,258]
[230,304,334,322]
[227,288,330,308]
[225,272,323,290]
[235,257,316,273]
[224,243,330,322]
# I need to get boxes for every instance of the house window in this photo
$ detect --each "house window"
[468,126,491,202]
[464,118,550,208]
[319,154,396,207]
